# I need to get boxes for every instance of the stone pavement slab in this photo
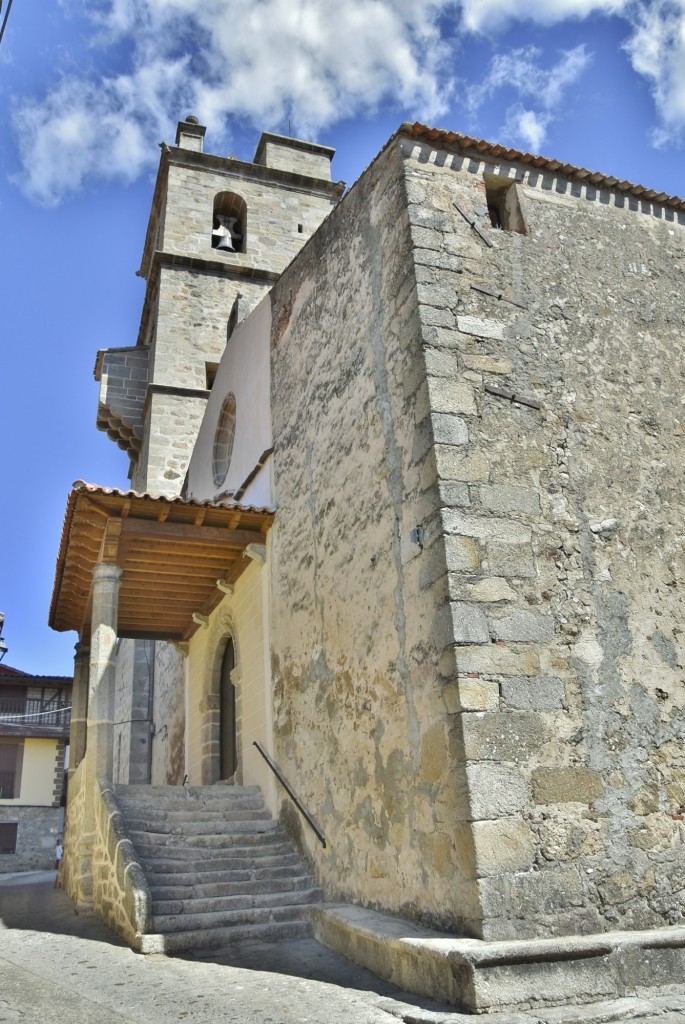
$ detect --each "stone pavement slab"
[1,875,685,1024]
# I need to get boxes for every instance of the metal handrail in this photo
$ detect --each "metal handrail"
[252,740,326,848]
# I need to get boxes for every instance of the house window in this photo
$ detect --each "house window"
[0,741,22,799]
[484,174,527,234]
[213,393,237,488]
[0,822,18,854]
[211,192,247,253]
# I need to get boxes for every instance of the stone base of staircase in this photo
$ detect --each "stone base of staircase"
[115,784,322,955]
[311,904,685,1014]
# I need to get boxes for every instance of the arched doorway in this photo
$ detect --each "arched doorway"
[219,638,237,780]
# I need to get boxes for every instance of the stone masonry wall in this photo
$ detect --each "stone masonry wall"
[60,763,151,945]
[399,137,685,940]
[162,161,337,272]
[268,142,480,933]
[0,805,61,871]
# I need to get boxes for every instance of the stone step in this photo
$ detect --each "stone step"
[138,847,298,872]
[116,784,261,808]
[129,824,281,850]
[143,856,303,881]
[138,918,311,954]
[118,804,266,822]
[124,810,273,832]
[152,901,313,935]
[130,835,286,860]
[153,886,323,917]
[148,874,316,901]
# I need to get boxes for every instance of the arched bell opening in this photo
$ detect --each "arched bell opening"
[211,192,247,253]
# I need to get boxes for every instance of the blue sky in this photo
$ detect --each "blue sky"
[1,0,684,675]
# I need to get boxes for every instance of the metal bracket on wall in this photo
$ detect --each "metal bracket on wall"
[484,383,543,411]
[470,283,528,310]
[453,200,493,248]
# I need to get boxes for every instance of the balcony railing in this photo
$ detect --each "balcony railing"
[0,697,71,730]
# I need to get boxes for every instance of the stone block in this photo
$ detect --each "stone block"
[480,484,541,518]
[464,578,517,603]
[432,413,469,446]
[461,711,549,761]
[442,510,531,544]
[455,644,540,677]
[490,609,554,643]
[451,602,490,644]
[438,481,471,507]
[445,536,481,572]
[458,677,500,712]
[461,353,513,374]
[531,767,604,804]
[500,676,565,710]
[467,763,531,820]
[434,446,490,482]
[427,376,477,415]
[486,541,537,578]
[457,315,506,340]
[471,818,536,876]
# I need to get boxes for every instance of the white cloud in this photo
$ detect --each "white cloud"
[503,105,550,151]
[14,0,457,205]
[466,45,592,151]
[460,0,629,33]
[624,0,685,145]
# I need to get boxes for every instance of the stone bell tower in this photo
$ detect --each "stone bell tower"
[95,115,344,495]
[91,117,342,786]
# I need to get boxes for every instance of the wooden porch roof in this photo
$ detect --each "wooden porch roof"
[50,483,274,642]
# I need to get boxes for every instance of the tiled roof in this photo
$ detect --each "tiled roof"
[399,122,685,212]
[71,481,274,514]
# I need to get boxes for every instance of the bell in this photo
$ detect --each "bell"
[215,234,236,252]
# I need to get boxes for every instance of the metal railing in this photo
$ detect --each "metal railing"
[253,740,326,848]
[0,697,71,729]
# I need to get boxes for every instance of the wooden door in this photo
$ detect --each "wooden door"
[219,639,237,780]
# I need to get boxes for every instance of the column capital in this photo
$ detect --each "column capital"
[92,562,123,585]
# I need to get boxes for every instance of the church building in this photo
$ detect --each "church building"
[49,117,685,1014]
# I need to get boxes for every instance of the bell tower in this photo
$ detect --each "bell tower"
[95,115,343,494]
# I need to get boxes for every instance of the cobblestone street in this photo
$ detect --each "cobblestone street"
[1,874,684,1024]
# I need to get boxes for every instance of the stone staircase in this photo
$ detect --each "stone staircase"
[115,783,323,954]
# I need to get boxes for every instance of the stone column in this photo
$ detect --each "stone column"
[88,562,123,783]
[70,639,90,774]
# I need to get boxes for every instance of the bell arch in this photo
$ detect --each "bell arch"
[211,191,247,253]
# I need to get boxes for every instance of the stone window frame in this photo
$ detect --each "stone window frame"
[199,605,243,786]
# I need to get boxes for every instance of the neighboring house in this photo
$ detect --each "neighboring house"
[48,118,685,1012]
[0,663,71,870]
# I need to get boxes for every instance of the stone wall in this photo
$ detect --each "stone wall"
[0,805,61,871]
[268,141,480,933]
[150,642,186,785]
[161,159,338,271]
[113,639,152,785]
[60,763,151,945]
[399,136,685,940]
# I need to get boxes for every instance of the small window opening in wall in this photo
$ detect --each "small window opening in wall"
[0,822,18,854]
[484,174,527,234]
[213,393,237,488]
[297,223,303,233]
[212,191,247,253]
[205,362,219,390]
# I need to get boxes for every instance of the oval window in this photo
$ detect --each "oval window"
[213,393,237,487]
